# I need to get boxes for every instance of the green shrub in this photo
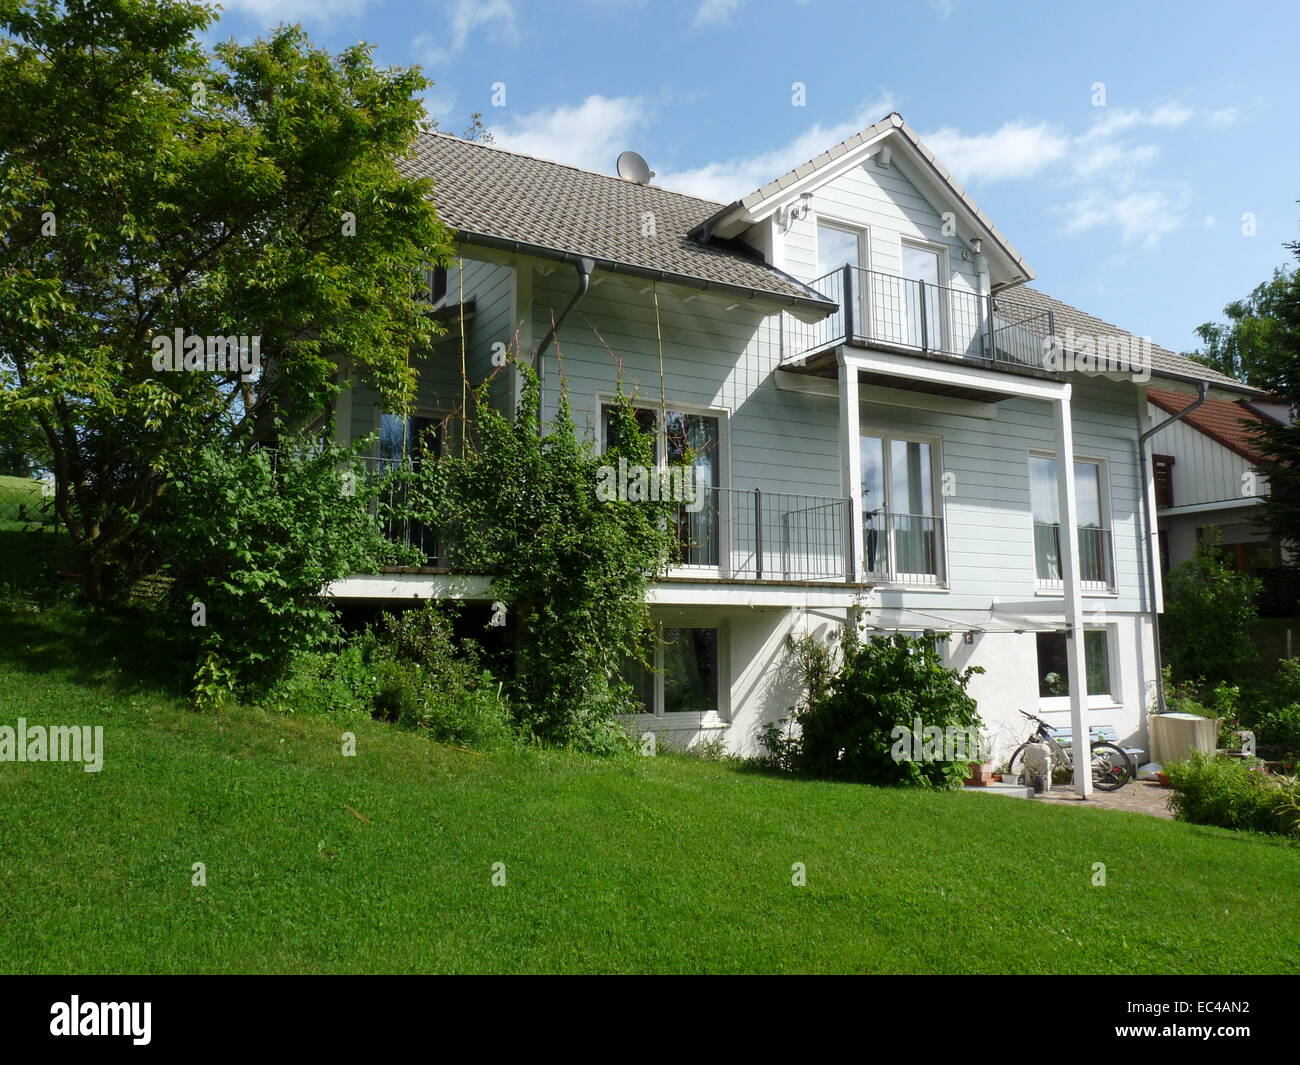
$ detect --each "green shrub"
[1165,752,1299,837]
[791,631,985,789]
[164,436,409,701]
[263,643,378,719]
[1254,704,1300,758]
[1161,532,1259,687]
[366,605,512,750]
[402,368,673,751]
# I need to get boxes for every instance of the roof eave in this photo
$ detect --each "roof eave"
[455,229,838,318]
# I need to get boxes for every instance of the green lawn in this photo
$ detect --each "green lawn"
[1,606,1298,974]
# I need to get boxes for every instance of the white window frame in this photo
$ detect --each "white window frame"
[596,394,730,577]
[625,621,730,726]
[1036,624,1122,711]
[1029,450,1116,595]
[860,427,948,588]
[813,216,870,340]
[899,237,952,352]
[813,216,870,276]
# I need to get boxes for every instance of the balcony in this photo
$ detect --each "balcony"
[1033,522,1114,591]
[356,458,855,584]
[668,486,852,583]
[782,265,1061,379]
[863,509,945,586]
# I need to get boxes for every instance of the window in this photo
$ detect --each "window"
[817,222,866,338]
[1029,455,1112,587]
[1035,629,1112,699]
[1152,454,1175,508]
[861,433,943,583]
[901,242,944,350]
[421,265,448,305]
[622,626,720,717]
[817,222,864,276]
[379,412,444,561]
[601,403,722,567]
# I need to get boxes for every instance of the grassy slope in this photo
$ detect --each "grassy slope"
[0,606,1297,975]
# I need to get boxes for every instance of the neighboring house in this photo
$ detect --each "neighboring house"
[1146,387,1287,607]
[327,112,1261,767]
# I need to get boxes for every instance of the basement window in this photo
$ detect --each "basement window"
[621,626,720,717]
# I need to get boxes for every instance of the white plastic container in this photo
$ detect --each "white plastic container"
[1149,713,1219,764]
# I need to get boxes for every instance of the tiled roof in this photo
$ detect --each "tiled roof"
[402,131,1262,399]
[1147,387,1276,464]
[401,132,836,311]
[1002,285,1261,395]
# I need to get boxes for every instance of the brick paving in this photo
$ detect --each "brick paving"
[1032,780,1175,819]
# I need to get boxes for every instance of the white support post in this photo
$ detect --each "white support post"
[838,351,863,582]
[1052,389,1092,798]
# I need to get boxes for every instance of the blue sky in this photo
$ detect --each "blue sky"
[211,0,1300,354]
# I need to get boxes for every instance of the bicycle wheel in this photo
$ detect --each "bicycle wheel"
[1005,742,1030,784]
[1090,741,1133,791]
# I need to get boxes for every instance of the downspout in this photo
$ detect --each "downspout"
[1139,380,1208,713]
[532,257,594,432]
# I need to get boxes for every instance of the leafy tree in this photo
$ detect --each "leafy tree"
[163,436,406,701]
[0,0,452,599]
[1184,268,1298,390]
[1162,531,1260,688]
[1183,225,1300,559]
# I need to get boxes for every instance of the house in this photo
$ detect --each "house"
[326,112,1261,785]
[1146,387,1290,611]
[1146,387,1278,576]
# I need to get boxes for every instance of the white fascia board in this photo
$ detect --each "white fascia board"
[1157,496,1266,518]
[736,131,894,229]
[841,350,1070,404]
[775,368,1000,418]
[648,581,868,608]
[329,573,496,600]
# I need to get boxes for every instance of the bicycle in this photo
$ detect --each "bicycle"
[1006,710,1133,792]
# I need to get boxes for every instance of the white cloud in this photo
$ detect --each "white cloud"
[417,0,520,66]
[489,94,650,173]
[923,102,1240,247]
[692,0,745,28]
[656,96,896,202]
[1085,102,1194,138]
[923,122,1069,183]
[1059,186,1192,249]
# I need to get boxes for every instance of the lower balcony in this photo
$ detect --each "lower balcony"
[369,467,858,586]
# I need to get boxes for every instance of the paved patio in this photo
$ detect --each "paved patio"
[1032,780,1175,819]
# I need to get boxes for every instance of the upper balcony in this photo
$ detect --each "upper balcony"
[781,265,1063,383]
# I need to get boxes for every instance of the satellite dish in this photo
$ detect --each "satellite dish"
[616,150,655,185]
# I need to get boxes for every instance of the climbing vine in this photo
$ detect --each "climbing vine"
[404,362,678,749]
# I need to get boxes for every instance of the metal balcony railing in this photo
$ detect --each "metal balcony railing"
[671,486,851,582]
[1033,522,1114,588]
[782,264,1058,375]
[862,509,945,586]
